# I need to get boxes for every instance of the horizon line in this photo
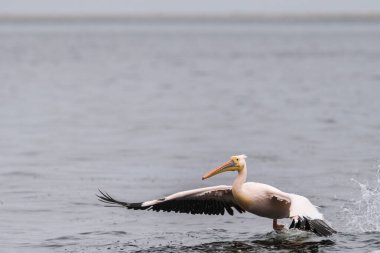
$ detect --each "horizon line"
[1,12,380,22]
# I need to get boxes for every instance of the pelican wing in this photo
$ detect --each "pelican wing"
[269,193,292,217]
[269,190,336,236]
[288,194,337,236]
[270,193,291,204]
[97,185,245,216]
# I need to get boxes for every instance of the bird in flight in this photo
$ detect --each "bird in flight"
[97,154,336,236]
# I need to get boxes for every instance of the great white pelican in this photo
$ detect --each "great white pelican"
[97,154,336,236]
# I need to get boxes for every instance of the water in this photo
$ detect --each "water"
[341,168,380,233]
[0,18,380,252]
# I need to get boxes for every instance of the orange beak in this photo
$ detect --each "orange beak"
[202,160,236,180]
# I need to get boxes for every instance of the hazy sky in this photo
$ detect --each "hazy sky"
[1,0,380,15]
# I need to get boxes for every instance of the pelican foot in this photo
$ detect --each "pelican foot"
[273,223,285,231]
[273,219,285,231]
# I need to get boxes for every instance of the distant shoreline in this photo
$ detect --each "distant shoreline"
[1,13,380,23]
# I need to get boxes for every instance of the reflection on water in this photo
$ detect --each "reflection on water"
[44,230,336,253]
[125,230,336,253]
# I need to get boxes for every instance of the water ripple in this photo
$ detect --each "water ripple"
[132,233,335,253]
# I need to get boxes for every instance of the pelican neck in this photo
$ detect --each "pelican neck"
[232,164,247,190]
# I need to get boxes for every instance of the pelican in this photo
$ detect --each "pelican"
[98,155,336,236]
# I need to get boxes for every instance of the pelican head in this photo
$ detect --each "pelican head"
[202,154,247,180]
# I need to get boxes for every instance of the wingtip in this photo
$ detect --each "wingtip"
[289,216,337,237]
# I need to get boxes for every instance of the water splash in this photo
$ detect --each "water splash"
[342,168,380,233]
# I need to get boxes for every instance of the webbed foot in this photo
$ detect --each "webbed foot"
[273,219,285,232]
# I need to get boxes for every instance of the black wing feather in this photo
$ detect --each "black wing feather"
[97,187,245,216]
[289,216,337,236]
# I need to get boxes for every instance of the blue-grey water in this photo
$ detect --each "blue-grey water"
[0,19,380,252]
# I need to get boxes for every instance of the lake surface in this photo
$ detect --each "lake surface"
[0,18,380,252]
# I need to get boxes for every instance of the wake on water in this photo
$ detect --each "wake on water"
[341,167,380,233]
